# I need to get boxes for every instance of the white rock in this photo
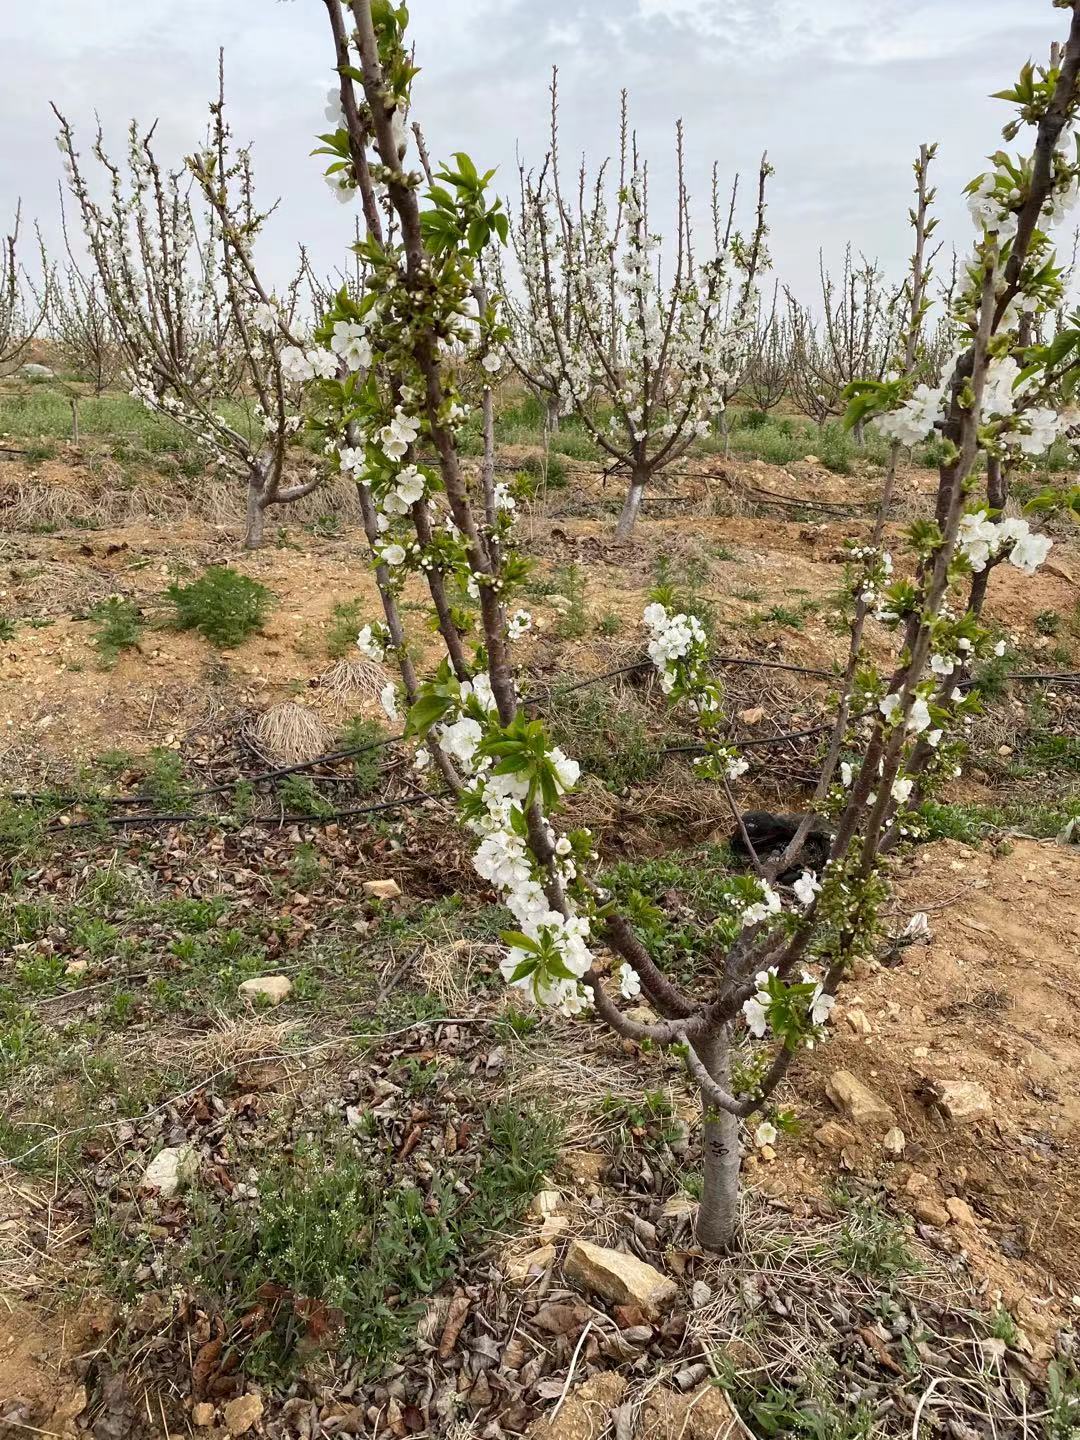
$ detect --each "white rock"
[238,975,292,1006]
[883,1127,907,1158]
[141,1144,198,1198]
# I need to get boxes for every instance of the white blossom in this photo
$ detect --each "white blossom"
[793,870,821,908]
[379,681,399,721]
[753,1121,777,1150]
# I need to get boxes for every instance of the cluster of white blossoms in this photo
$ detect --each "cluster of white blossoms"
[734,882,782,930]
[874,379,949,447]
[848,543,895,614]
[742,966,835,1043]
[426,681,599,1015]
[879,690,933,735]
[356,621,391,664]
[507,609,532,641]
[957,509,1053,575]
[281,344,336,383]
[642,603,753,789]
[642,602,712,697]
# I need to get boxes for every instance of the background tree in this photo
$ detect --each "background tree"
[740,285,792,416]
[521,80,770,540]
[0,201,50,372]
[788,247,897,437]
[54,65,322,548]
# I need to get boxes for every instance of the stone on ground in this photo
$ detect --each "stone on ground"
[825,1070,894,1127]
[362,878,401,899]
[505,1245,556,1282]
[237,975,292,1005]
[934,1080,992,1122]
[140,1144,198,1198]
[223,1392,263,1437]
[564,1239,677,1316]
[813,1120,855,1153]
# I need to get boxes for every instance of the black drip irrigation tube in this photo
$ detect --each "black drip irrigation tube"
[19,655,1076,836]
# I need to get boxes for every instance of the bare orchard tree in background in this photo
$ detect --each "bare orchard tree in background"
[496,164,581,435]
[788,246,897,436]
[520,80,771,539]
[304,0,1072,1250]
[0,202,50,372]
[53,66,322,549]
[740,285,793,417]
[49,193,122,441]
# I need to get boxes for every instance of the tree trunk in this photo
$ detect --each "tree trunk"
[545,396,560,434]
[615,469,647,542]
[695,1028,742,1252]
[243,475,265,549]
[70,395,80,445]
[853,417,865,449]
[720,407,730,460]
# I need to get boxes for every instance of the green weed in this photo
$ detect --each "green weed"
[87,596,143,665]
[166,567,272,648]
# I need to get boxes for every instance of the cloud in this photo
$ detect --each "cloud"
[0,0,1067,310]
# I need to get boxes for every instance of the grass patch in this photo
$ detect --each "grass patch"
[600,846,746,987]
[337,716,388,791]
[166,567,272,648]
[179,1101,560,1378]
[918,796,1080,842]
[546,688,661,791]
[88,596,143,665]
[0,384,256,456]
[325,596,367,659]
[834,1192,918,1279]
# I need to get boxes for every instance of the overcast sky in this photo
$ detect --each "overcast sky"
[0,1,1066,306]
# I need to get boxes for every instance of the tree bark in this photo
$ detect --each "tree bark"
[243,475,265,549]
[545,395,560,434]
[615,468,647,542]
[695,1027,742,1252]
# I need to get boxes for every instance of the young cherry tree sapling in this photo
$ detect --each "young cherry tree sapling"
[308,0,1074,1252]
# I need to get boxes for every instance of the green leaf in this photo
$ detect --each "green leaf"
[405,692,452,738]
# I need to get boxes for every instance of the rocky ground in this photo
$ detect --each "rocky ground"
[1,420,1079,1437]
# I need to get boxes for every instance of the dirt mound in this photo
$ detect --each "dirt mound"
[765,837,1080,1322]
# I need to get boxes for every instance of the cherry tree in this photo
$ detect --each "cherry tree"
[0,202,49,372]
[307,0,1073,1252]
[741,287,793,417]
[513,81,770,540]
[495,164,580,435]
[788,247,897,436]
[53,69,323,549]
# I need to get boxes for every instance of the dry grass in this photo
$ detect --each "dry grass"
[1,471,365,534]
[0,1172,84,1299]
[318,654,387,710]
[188,1015,298,1073]
[246,701,335,765]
